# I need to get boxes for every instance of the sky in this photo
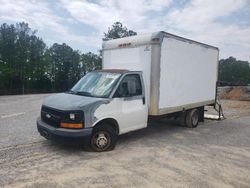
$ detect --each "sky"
[0,0,250,61]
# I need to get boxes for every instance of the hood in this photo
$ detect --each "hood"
[42,93,106,111]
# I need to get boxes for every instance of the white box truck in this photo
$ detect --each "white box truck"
[37,31,219,152]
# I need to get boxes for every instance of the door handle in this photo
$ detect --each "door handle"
[142,96,145,105]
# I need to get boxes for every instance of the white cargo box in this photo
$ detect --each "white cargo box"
[102,31,219,116]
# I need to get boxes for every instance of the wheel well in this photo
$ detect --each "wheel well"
[94,118,119,135]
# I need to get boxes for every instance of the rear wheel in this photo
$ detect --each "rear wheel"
[185,108,199,128]
[90,124,117,152]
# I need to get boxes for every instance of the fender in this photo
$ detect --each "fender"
[93,98,124,134]
[92,116,120,135]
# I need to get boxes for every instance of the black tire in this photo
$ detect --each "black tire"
[185,109,199,128]
[90,124,117,152]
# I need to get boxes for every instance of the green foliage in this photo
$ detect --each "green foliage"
[0,22,48,94]
[219,57,250,85]
[81,52,102,75]
[0,22,102,94]
[103,22,137,41]
[47,43,81,92]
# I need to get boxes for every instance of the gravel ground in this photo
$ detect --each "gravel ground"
[0,94,250,188]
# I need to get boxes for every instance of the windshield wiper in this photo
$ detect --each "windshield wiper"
[66,90,93,97]
[75,91,93,97]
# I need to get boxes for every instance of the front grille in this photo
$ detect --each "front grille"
[41,106,64,127]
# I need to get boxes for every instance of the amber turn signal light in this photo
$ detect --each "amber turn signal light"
[60,122,83,129]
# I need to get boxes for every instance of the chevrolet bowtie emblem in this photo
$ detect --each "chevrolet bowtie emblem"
[46,114,51,118]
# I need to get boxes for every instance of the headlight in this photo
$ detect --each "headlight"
[69,113,75,120]
[60,111,84,129]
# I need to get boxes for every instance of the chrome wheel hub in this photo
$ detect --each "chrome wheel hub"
[96,133,108,148]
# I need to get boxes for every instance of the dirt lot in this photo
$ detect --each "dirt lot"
[0,94,250,188]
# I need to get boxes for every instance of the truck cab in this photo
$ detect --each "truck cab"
[37,69,148,151]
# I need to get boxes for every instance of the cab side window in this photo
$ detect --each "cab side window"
[114,74,142,98]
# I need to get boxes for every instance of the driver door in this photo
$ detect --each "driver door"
[113,73,148,134]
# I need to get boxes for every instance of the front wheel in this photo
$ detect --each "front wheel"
[90,124,117,152]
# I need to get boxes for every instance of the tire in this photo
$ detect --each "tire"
[185,108,199,128]
[90,124,117,152]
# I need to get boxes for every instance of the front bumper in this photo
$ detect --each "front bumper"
[37,118,92,145]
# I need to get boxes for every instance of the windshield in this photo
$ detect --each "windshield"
[70,72,121,98]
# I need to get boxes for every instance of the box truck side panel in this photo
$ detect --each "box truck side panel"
[158,37,218,113]
[103,45,152,103]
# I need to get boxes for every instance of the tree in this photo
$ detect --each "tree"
[28,36,51,93]
[103,22,137,41]
[80,52,102,76]
[0,22,47,94]
[0,23,17,94]
[219,57,250,85]
[48,43,81,92]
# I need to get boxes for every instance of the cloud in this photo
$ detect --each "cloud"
[161,0,250,60]
[59,0,172,31]
[0,0,250,61]
[0,0,61,33]
[59,0,250,61]
[0,0,100,50]
[166,0,246,30]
